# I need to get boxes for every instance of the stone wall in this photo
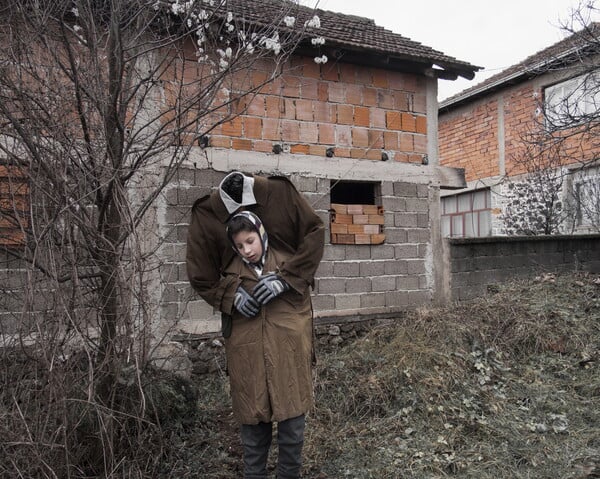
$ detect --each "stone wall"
[447,234,600,301]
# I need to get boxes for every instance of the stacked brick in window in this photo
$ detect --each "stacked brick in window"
[330,203,385,245]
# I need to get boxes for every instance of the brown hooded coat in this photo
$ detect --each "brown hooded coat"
[186,175,325,424]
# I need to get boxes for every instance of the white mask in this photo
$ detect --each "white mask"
[218,172,257,214]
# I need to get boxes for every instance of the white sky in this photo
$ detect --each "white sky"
[304,0,599,100]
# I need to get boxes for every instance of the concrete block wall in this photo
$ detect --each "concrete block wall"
[159,168,435,335]
[300,177,432,320]
[448,235,600,301]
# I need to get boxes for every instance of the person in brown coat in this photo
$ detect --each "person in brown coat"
[186,172,325,478]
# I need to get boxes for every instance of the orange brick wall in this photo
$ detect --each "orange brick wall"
[440,80,600,183]
[171,51,429,164]
[502,85,537,176]
[439,100,499,182]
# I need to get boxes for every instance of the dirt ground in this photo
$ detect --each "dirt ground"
[163,272,600,478]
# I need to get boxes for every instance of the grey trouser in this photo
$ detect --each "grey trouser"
[240,414,305,479]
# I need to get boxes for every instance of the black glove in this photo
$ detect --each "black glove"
[233,286,260,318]
[253,273,290,305]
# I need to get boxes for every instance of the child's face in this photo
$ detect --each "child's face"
[232,230,263,264]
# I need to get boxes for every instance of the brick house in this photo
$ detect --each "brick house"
[158,1,481,337]
[0,1,479,341]
[438,23,600,238]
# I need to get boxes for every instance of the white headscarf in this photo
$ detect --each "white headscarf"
[226,211,269,276]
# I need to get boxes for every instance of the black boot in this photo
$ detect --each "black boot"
[241,421,273,479]
[276,415,305,479]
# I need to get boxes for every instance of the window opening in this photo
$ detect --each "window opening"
[441,188,491,238]
[544,71,600,130]
[329,181,384,245]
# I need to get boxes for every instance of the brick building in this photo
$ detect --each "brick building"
[438,23,600,238]
[0,1,479,341]
[157,1,480,336]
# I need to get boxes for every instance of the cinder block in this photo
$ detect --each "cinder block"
[383,228,408,244]
[322,246,347,261]
[345,277,372,293]
[405,198,429,213]
[417,184,429,198]
[407,229,430,244]
[395,244,418,259]
[372,275,397,292]
[316,278,347,295]
[382,196,406,212]
[396,275,420,290]
[335,294,362,310]
[178,262,189,282]
[164,205,191,225]
[380,181,394,196]
[360,292,386,308]
[384,260,408,275]
[159,263,179,283]
[406,260,426,275]
[345,245,373,260]
[386,290,409,308]
[333,261,360,277]
[311,294,335,310]
[394,182,417,197]
[395,212,418,227]
[316,261,334,277]
[359,261,385,276]
[371,245,395,259]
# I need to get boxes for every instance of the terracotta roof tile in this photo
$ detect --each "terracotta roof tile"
[207,0,480,79]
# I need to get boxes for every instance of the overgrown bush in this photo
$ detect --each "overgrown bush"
[0,348,198,478]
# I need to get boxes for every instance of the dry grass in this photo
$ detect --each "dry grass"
[167,272,600,478]
[2,272,598,478]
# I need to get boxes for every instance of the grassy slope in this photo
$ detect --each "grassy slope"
[168,272,600,478]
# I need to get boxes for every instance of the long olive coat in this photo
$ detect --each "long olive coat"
[186,174,325,424]
[223,247,314,424]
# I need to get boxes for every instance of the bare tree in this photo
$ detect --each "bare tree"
[0,0,322,475]
[502,1,600,235]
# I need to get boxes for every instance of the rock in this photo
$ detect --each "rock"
[150,341,193,379]
[328,325,341,336]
